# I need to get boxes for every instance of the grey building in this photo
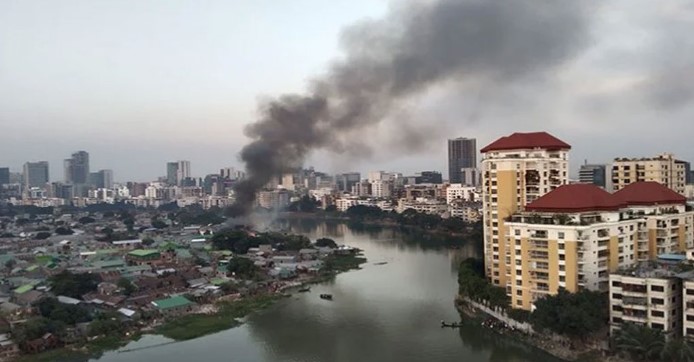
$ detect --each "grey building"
[23,161,49,189]
[579,163,608,188]
[448,138,477,183]
[64,151,90,184]
[0,168,9,185]
[336,172,361,193]
[89,169,113,189]
[167,161,190,186]
[415,171,443,184]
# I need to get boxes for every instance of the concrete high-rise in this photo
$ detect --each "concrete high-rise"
[611,153,686,195]
[448,138,477,183]
[0,168,9,185]
[166,161,191,186]
[481,132,570,288]
[23,161,50,189]
[578,162,608,188]
[64,151,90,184]
[90,169,114,189]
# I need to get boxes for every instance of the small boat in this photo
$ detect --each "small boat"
[298,287,311,292]
[373,262,388,266]
[440,320,462,328]
[320,294,333,300]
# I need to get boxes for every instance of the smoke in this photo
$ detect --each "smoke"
[229,0,593,216]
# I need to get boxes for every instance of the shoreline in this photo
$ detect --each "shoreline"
[20,251,368,362]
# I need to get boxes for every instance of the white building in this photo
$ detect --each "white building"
[446,184,479,204]
[370,180,392,198]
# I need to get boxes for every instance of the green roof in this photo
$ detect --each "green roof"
[210,277,227,286]
[25,265,39,272]
[175,249,193,259]
[93,259,126,269]
[128,249,160,257]
[158,242,179,250]
[152,295,194,310]
[14,284,35,294]
[35,255,54,265]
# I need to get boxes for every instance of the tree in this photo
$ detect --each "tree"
[530,289,608,339]
[288,196,320,213]
[227,257,258,279]
[89,311,125,337]
[34,231,51,240]
[123,218,135,232]
[662,337,694,362]
[613,323,666,361]
[54,227,74,235]
[315,238,338,248]
[117,278,137,296]
[48,271,100,298]
[141,237,155,246]
[4,259,16,273]
[325,205,337,213]
[151,219,168,229]
[35,297,91,325]
[78,216,95,224]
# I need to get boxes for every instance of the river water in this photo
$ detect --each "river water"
[89,220,557,362]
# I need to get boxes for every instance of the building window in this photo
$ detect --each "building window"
[559,276,565,282]
[559,265,565,271]
[651,323,664,330]
[612,305,623,312]
[613,317,622,323]
[687,315,694,322]
[516,290,523,296]
[651,298,664,305]
[516,300,522,306]
[514,229,520,236]
[652,310,665,318]
[558,232,565,239]
[613,293,622,300]
[612,281,621,287]
[651,285,664,292]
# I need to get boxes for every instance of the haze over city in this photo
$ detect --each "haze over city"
[2,0,694,181]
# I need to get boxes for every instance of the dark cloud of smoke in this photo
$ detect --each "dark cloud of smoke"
[229,0,593,216]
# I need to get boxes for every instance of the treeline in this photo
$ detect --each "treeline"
[211,229,311,254]
[343,205,481,234]
[457,258,608,339]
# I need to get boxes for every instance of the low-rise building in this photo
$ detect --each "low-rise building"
[609,262,683,337]
[126,249,162,266]
[151,295,196,317]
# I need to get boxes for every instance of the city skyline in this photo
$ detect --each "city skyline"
[3,1,694,181]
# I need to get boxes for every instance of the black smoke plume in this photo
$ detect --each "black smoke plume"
[228,0,592,216]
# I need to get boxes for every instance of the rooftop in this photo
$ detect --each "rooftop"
[614,182,686,206]
[526,184,624,213]
[128,249,160,257]
[151,295,194,310]
[481,132,571,153]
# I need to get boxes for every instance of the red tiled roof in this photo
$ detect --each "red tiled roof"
[614,182,686,206]
[481,132,571,153]
[525,184,624,213]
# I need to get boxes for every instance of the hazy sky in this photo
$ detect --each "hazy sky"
[2,0,694,182]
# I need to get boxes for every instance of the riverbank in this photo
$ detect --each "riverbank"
[455,298,616,362]
[19,250,368,362]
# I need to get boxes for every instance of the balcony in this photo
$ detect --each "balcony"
[622,284,648,294]
[622,296,648,306]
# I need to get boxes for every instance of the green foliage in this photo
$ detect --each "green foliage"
[227,257,258,279]
[34,231,52,240]
[13,317,66,346]
[89,311,125,337]
[346,205,386,220]
[323,253,367,272]
[315,238,338,248]
[325,205,337,212]
[288,196,320,213]
[662,337,694,362]
[141,237,155,246]
[612,323,666,361]
[457,258,509,309]
[117,278,136,296]
[151,219,168,229]
[54,227,74,235]
[171,205,225,226]
[529,289,608,338]
[4,259,16,272]
[507,308,531,323]
[49,271,100,298]
[35,297,91,325]
[212,230,258,254]
[78,216,95,224]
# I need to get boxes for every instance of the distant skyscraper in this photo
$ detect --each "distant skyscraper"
[448,138,477,183]
[578,162,608,188]
[23,161,50,189]
[90,169,114,189]
[64,151,90,184]
[167,162,178,185]
[336,172,361,193]
[415,171,443,184]
[0,168,9,185]
[167,161,190,186]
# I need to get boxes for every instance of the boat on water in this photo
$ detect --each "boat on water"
[298,287,311,292]
[320,294,333,300]
[373,261,388,265]
[440,320,462,328]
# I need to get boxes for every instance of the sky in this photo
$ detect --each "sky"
[1,0,694,182]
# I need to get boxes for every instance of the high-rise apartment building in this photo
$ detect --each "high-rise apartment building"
[579,162,608,188]
[90,169,114,189]
[611,153,686,195]
[336,173,361,193]
[0,168,9,185]
[505,181,692,310]
[64,151,90,184]
[23,161,49,189]
[481,132,571,289]
[448,138,477,183]
[166,161,191,186]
